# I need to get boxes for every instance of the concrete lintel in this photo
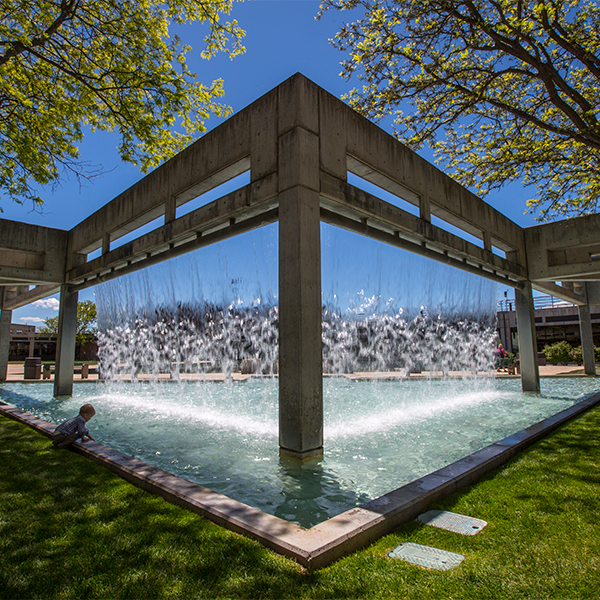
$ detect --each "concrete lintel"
[69,208,279,293]
[532,281,587,306]
[341,119,525,257]
[3,284,60,310]
[2,390,598,570]
[319,87,348,180]
[67,180,278,284]
[320,175,525,281]
[525,213,600,281]
[0,218,67,284]
[321,207,523,289]
[68,123,253,255]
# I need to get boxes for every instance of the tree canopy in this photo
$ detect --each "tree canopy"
[0,0,244,210]
[320,0,600,220]
[39,299,97,344]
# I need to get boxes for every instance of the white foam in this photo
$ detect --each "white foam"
[90,391,278,438]
[325,389,507,439]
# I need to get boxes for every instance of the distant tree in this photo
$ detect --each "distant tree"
[320,0,600,220]
[39,300,97,344]
[0,0,245,211]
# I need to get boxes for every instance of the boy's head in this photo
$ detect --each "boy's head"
[79,404,96,421]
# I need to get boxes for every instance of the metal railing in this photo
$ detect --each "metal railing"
[497,294,576,312]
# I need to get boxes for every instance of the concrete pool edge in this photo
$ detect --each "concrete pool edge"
[1,391,599,570]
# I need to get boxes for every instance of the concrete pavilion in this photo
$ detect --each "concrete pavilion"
[2,73,600,460]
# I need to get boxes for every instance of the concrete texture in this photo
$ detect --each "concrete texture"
[515,282,541,392]
[0,305,11,381]
[578,302,596,375]
[2,387,599,570]
[53,286,79,397]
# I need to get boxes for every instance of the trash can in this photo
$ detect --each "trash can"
[24,357,42,380]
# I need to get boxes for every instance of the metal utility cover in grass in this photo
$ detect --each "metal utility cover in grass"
[417,510,487,535]
[388,542,465,570]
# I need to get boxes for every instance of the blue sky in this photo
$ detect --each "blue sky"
[7,0,535,326]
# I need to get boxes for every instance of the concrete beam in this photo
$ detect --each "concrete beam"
[338,116,526,259]
[66,180,278,287]
[0,219,67,284]
[320,175,525,283]
[3,285,60,310]
[525,213,600,281]
[532,281,587,306]
[66,96,265,256]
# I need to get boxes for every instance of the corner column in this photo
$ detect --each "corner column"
[578,302,596,376]
[54,285,78,396]
[277,76,323,460]
[0,292,12,381]
[515,282,540,392]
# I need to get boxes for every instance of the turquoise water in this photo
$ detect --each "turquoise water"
[1,377,598,527]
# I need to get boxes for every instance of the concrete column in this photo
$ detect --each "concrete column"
[54,285,79,396]
[278,185,323,460]
[0,305,12,381]
[277,77,323,461]
[578,303,596,376]
[515,282,540,392]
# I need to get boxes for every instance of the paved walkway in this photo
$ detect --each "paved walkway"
[1,362,592,383]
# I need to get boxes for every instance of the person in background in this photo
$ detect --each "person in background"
[496,343,507,371]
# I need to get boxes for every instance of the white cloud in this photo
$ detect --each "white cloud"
[33,298,60,311]
[19,316,46,324]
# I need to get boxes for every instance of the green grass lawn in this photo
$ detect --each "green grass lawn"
[1,406,599,600]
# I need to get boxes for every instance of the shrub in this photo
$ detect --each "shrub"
[570,345,583,365]
[543,341,573,365]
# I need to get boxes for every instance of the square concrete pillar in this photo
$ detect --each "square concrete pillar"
[515,282,540,392]
[578,303,596,376]
[278,185,323,460]
[277,92,323,460]
[0,306,12,381]
[54,285,79,397]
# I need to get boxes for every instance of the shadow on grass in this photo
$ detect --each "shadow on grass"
[0,415,325,599]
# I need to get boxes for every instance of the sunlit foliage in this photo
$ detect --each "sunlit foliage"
[321,0,600,220]
[0,0,245,209]
[39,299,97,344]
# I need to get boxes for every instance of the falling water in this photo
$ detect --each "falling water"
[96,225,499,378]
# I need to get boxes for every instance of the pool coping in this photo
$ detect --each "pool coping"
[1,390,599,570]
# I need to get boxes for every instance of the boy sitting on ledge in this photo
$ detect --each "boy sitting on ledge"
[52,404,96,448]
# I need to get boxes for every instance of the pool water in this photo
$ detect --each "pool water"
[1,376,598,527]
